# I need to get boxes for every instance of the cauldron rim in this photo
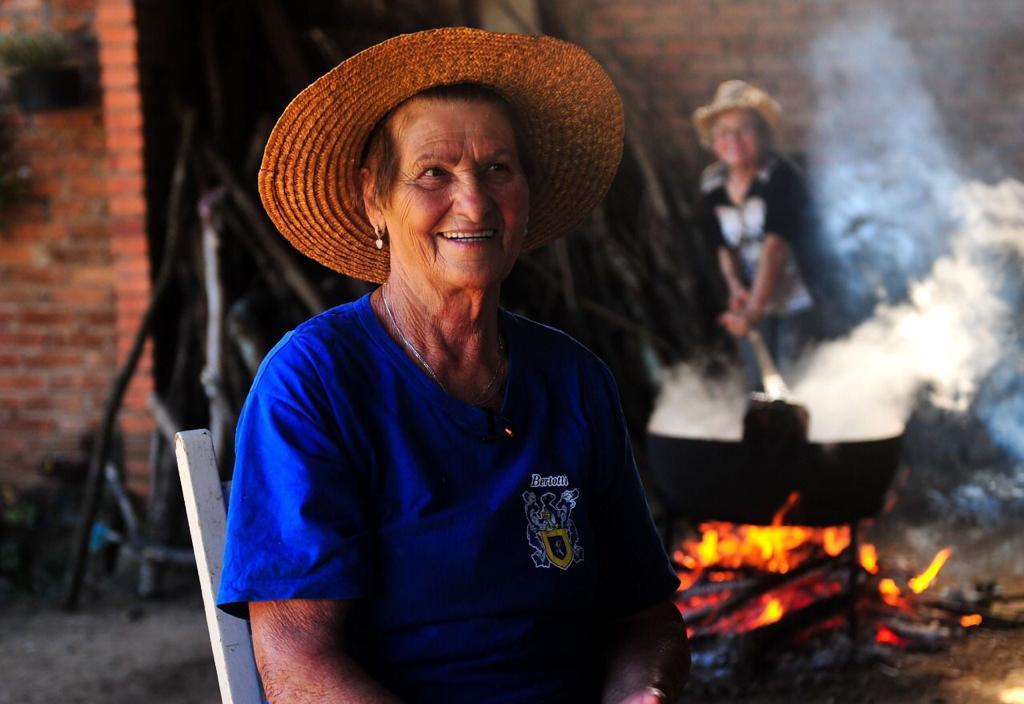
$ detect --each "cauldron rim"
[645,429,905,448]
[645,430,905,526]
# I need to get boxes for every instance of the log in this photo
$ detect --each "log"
[695,551,850,630]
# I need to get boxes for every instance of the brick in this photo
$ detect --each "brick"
[112,253,151,273]
[109,234,148,255]
[106,174,145,193]
[95,1,135,26]
[0,332,48,347]
[52,287,112,306]
[0,243,39,264]
[69,266,116,285]
[5,224,68,243]
[110,218,145,236]
[29,109,100,129]
[0,376,46,390]
[50,198,94,219]
[117,295,150,317]
[107,151,145,172]
[22,352,89,368]
[109,194,146,216]
[19,309,79,326]
[106,127,144,152]
[663,38,726,55]
[116,319,145,338]
[4,418,57,434]
[102,88,141,112]
[98,44,137,68]
[50,154,95,176]
[51,374,108,391]
[104,109,143,130]
[69,175,112,198]
[95,22,137,45]
[100,65,139,89]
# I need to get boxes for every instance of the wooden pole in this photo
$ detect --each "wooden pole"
[61,113,196,610]
[198,187,234,466]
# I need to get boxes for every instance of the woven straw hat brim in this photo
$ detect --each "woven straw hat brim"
[693,82,782,145]
[258,27,624,284]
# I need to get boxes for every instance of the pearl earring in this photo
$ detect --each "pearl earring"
[374,225,387,250]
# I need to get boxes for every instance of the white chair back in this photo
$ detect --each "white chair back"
[175,429,263,704]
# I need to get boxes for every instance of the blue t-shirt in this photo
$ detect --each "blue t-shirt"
[218,294,679,703]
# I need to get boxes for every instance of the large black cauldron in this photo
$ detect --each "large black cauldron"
[646,433,903,527]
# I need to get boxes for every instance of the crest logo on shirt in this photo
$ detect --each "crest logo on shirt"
[523,486,584,570]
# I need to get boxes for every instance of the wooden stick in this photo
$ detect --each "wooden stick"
[203,146,325,316]
[62,113,197,610]
[148,393,182,448]
[255,0,312,93]
[198,186,234,465]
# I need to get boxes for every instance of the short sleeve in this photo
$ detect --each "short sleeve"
[587,361,680,617]
[217,333,373,618]
[763,159,810,246]
[698,196,727,251]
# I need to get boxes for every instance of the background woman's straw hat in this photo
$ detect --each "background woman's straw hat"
[692,80,782,146]
[258,27,624,283]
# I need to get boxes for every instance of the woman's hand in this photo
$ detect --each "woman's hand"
[727,286,750,313]
[717,310,751,337]
[617,686,669,704]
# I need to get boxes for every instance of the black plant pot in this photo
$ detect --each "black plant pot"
[10,66,82,113]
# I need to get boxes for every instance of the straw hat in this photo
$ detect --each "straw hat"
[692,80,782,146]
[258,27,624,283]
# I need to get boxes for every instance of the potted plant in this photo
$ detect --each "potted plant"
[0,29,82,112]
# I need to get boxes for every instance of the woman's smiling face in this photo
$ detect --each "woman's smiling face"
[710,108,766,171]
[364,96,531,295]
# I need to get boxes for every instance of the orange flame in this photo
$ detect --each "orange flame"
[907,547,953,594]
[960,614,983,627]
[878,577,902,606]
[771,492,801,526]
[859,544,880,574]
[751,597,784,628]
[676,493,853,576]
[822,527,847,557]
[876,624,907,646]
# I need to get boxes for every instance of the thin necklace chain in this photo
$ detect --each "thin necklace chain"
[380,285,505,407]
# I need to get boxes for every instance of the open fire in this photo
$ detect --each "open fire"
[671,491,996,684]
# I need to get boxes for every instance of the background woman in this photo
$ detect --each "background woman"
[217,28,689,703]
[694,80,818,384]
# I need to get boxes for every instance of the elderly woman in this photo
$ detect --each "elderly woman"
[217,28,689,703]
[694,80,818,383]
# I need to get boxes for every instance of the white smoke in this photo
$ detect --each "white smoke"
[789,180,1020,440]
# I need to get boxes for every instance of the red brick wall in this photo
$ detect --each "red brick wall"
[0,0,152,492]
[96,0,152,492]
[0,106,113,485]
[580,0,1024,179]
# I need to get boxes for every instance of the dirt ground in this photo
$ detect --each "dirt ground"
[1,580,1021,704]
[0,589,217,704]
